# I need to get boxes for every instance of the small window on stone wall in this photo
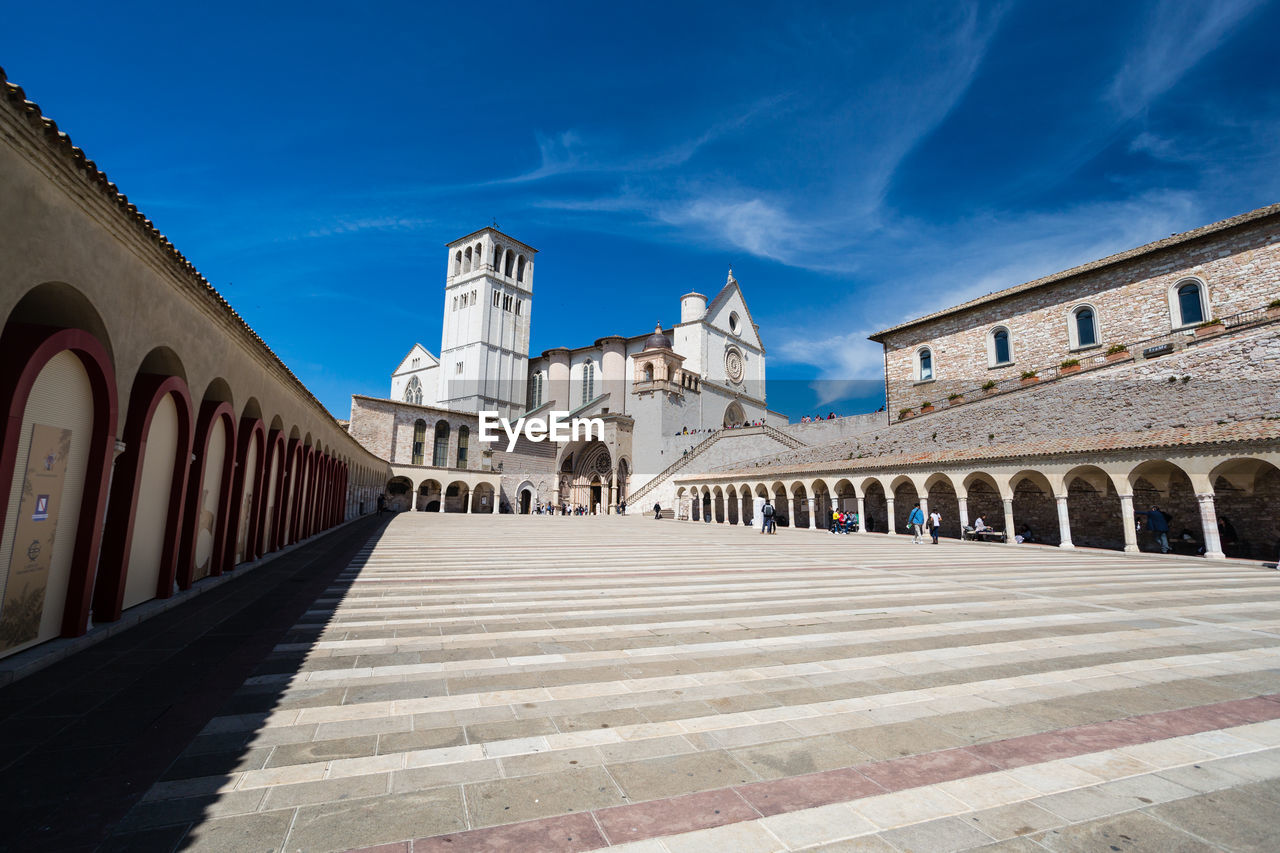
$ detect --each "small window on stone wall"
[916,347,934,381]
[987,327,1012,367]
[1070,306,1099,349]
[1174,280,1207,327]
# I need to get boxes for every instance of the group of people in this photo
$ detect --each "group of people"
[1140,505,1239,555]
[676,420,767,437]
[799,412,838,423]
[829,509,860,533]
[907,502,943,544]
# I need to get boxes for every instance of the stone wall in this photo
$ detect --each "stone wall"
[726,324,1280,475]
[880,213,1280,414]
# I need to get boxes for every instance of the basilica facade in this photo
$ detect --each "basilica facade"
[350,227,786,514]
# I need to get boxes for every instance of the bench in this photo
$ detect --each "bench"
[963,526,1007,543]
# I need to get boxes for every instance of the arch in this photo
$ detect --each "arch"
[412,419,427,465]
[463,246,473,273]
[386,476,413,512]
[1064,464,1124,551]
[1170,278,1209,329]
[517,480,536,514]
[961,472,1003,533]
[915,346,934,382]
[0,324,118,648]
[1127,459,1204,554]
[723,401,745,428]
[516,254,526,282]
[433,420,450,467]
[259,427,286,554]
[504,250,515,277]
[1209,457,1280,559]
[417,477,443,512]
[986,326,1013,367]
[4,281,114,365]
[471,481,497,513]
[1069,304,1100,350]
[453,250,463,276]
[890,476,920,534]
[1009,469,1058,546]
[858,479,886,532]
[924,473,961,540]
[493,244,504,272]
[642,362,654,383]
[444,479,469,512]
[177,398,236,588]
[228,414,267,568]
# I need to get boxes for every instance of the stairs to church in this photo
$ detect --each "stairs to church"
[628,425,810,507]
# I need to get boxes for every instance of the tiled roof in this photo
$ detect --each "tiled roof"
[0,66,365,446]
[685,419,1280,482]
[869,202,1280,341]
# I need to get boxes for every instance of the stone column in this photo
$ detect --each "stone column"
[464,489,472,514]
[492,487,500,514]
[1002,498,1015,541]
[958,496,970,529]
[1197,493,1225,560]
[437,490,446,513]
[1119,494,1139,552]
[919,496,929,519]
[1055,495,1074,549]
[885,496,896,535]
[856,495,867,534]
[807,497,818,530]
[608,483,617,515]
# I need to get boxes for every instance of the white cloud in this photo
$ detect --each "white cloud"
[1108,0,1264,117]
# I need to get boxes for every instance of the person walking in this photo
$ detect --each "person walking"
[653,502,662,520]
[929,508,942,544]
[1146,505,1171,553]
[762,500,776,534]
[909,502,925,544]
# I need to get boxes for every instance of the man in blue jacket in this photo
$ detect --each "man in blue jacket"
[1146,505,1171,553]
[909,502,925,544]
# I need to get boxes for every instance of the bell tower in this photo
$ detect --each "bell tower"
[438,227,536,415]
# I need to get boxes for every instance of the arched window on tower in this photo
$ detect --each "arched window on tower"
[463,246,473,273]
[526,371,543,409]
[494,244,504,273]
[504,251,515,278]
[475,242,483,268]
[516,255,526,282]
[1175,280,1207,327]
[433,421,450,467]
[1072,306,1098,348]
[643,363,654,382]
[453,251,462,276]
[412,419,426,465]
[456,426,470,468]
[582,359,595,404]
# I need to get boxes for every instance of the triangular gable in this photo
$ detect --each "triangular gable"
[391,343,438,376]
[704,275,764,351]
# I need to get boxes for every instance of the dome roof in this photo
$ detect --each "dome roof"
[644,324,672,350]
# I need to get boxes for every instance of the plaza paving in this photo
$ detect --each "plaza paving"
[14,514,1280,851]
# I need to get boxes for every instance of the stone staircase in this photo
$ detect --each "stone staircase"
[627,425,809,506]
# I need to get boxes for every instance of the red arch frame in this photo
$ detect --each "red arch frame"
[0,324,118,638]
[260,430,286,554]
[224,416,266,572]
[95,373,194,621]
[177,400,237,589]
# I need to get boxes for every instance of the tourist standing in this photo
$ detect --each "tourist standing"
[929,509,941,544]
[762,500,775,534]
[909,502,925,543]
[1146,505,1171,553]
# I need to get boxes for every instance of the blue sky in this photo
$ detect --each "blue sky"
[4,0,1279,419]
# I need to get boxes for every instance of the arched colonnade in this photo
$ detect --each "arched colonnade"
[676,449,1280,561]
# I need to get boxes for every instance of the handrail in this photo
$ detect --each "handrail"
[628,425,810,504]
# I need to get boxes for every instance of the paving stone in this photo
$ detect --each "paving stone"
[464,765,625,827]
[287,788,465,851]
[1032,811,1217,852]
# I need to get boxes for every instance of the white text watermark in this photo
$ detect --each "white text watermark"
[478,411,605,451]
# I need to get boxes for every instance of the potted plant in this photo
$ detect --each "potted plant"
[981,380,997,394]
[1020,370,1039,386]
[947,392,964,405]
[898,407,915,420]
[1267,298,1280,319]
[1194,318,1225,338]
[1059,358,1081,375]
[1105,344,1130,363]
[920,401,935,413]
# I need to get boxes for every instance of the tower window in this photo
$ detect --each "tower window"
[582,359,595,404]
[455,361,464,375]
[515,299,522,316]
[493,290,501,307]
[1071,306,1099,349]
[517,255,526,282]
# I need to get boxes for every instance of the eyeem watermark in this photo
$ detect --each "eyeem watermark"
[479,411,605,451]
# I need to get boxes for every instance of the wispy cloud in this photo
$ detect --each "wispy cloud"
[1108,0,1264,116]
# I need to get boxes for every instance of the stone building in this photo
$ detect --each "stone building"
[349,233,789,513]
[0,67,390,669]
[677,203,1280,562]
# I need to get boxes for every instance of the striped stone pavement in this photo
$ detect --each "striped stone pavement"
[119,515,1280,851]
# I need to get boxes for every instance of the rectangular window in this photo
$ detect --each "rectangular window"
[515,300,522,316]
[493,291,501,307]
[455,361,463,375]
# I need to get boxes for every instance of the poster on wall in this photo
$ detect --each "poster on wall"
[0,424,72,652]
